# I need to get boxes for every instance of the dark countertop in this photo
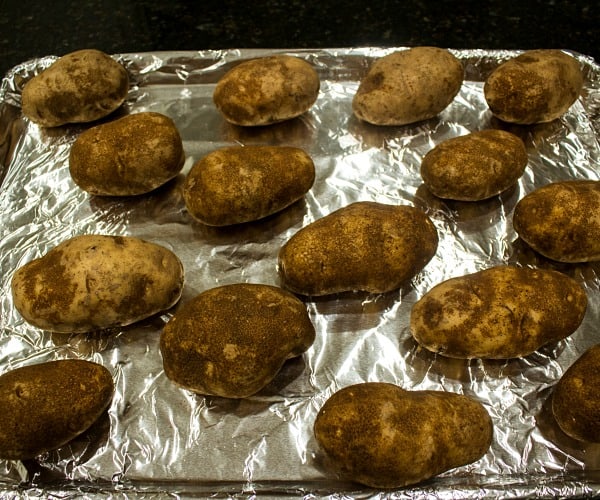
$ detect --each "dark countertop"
[1,0,598,79]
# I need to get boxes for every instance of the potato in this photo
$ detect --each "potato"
[278,202,438,296]
[552,344,600,442]
[69,112,185,196]
[213,55,320,126]
[420,129,528,201]
[352,47,464,126]
[410,266,587,359]
[11,234,184,333]
[513,180,600,262]
[21,49,129,127]
[314,382,492,489]
[484,49,583,124]
[183,145,315,226]
[0,359,113,460]
[160,283,315,398]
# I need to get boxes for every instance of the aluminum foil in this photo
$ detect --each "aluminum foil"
[1,48,600,498]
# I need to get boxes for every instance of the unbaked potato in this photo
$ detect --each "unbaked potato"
[420,129,528,201]
[21,49,129,127]
[484,49,583,124]
[314,382,493,489]
[0,359,113,460]
[352,47,464,126]
[552,344,600,442]
[410,266,587,359]
[278,201,438,296]
[69,112,185,196]
[213,55,320,126]
[183,145,315,226]
[513,180,600,262]
[160,283,315,398]
[11,234,184,333]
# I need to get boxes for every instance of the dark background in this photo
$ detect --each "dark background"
[1,0,598,78]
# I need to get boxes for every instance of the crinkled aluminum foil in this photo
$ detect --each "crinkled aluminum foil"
[1,48,600,498]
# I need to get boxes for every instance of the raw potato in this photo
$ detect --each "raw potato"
[484,49,583,124]
[69,112,185,196]
[21,49,129,127]
[314,382,493,489]
[420,129,528,201]
[552,344,600,442]
[352,47,464,126]
[213,55,320,126]
[410,266,587,359]
[11,234,184,333]
[513,180,600,262]
[278,202,438,296]
[0,359,113,460]
[160,283,315,398]
[183,145,315,226]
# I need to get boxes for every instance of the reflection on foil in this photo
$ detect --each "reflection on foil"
[0,48,599,497]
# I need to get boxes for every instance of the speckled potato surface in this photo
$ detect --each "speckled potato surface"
[21,49,129,127]
[160,283,315,398]
[552,344,600,442]
[213,55,320,126]
[420,129,528,201]
[278,201,438,296]
[314,382,492,489]
[513,180,600,263]
[352,47,464,126]
[11,234,184,333]
[411,266,587,359]
[484,49,583,124]
[183,145,315,226]
[69,112,185,196]
[0,359,113,460]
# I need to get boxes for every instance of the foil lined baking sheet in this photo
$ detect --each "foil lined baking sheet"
[1,48,600,498]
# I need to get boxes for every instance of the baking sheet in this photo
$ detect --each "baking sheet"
[1,48,600,498]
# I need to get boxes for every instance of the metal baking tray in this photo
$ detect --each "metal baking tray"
[1,48,600,498]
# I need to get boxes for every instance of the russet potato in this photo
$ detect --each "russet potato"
[314,382,493,488]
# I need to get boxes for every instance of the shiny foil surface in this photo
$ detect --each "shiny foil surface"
[1,48,600,498]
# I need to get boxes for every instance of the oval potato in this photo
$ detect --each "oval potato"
[160,283,315,398]
[410,266,587,359]
[213,55,320,126]
[0,359,113,460]
[11,234,184,333]
[552,344,600,442]
[278,202,438,296]
[513,180,600,262]
[314,382,493,489]
[484,49,583,124]
[69,112,185,196]
[352,47,464,126]
[183,145,315,226]
[420,129,527,201]
[22,49,129,127]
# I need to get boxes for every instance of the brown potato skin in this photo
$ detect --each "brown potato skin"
[352,47,464,126]
[314,382,493,489]
[278,202,438,296]
[410,266,587,359]
[484,49,583,124]
[11,234,184,333]
[513,180,600,263]
[183,145,315,226]
[160,283,315,398]
[420,129,527,201]
[69,112,185,196]
[0,359,113,460]
[22,49,129,127]
[552,344,600,442]
[213,55,320,126]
